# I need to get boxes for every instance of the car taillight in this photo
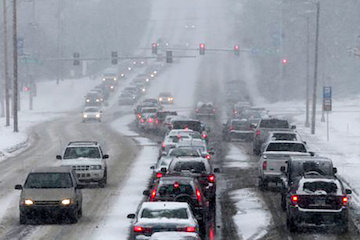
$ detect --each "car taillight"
[262,161,267,170]
[208,174,216,183]
[291,195,299,205]
[196,109,199,113]
[196,189,201,203]
[201,133,208,139]
[256,129,261,136]
[137,113,141,119]
[140,119,145,123]
[150,189,157,200]
[186,226,196,232]
[148,118,153,123]
[342,196,348,206]
[206,154,211,160]
[156,172,163,178]
[134,226,144,232]
[229,126,234,131]
[162,142,166,149]
[155,118,159,124]
[213,108,216,113]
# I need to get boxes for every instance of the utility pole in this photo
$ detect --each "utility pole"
[311,0,320,135]
[305,16,310,127]
[12,0,19,132]
[2,0,10,126]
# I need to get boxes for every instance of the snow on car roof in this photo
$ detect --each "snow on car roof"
[150,232,200,240]
[140,201,190,210]
[297,177,342,195]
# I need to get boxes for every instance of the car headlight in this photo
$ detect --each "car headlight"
[153,71,157,74]
[102,78,106,81]
[145,78,149,82]
[150,74,154,78]
[83,114,88,118]
[96,99,100,102]
[110,85,114,89]
[86,99,90,102]
[114,77,117,81]
[95,113,100,118]
[121,73,125,77]
[128,67,132,71]
[168,97,173,101]
[159,97,163,101]
[142,88,146,92]
[90,165,102,170]
[61,199,71,206]
[24,199,34,206]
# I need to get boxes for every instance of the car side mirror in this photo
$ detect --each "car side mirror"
[309,151,315,157]
[143,190,150,196]
[280,166,286,173]
[56,155,62,160]
[214,168,220,173]
[345,189,352,194]
[333,167,337,174]
[14,184,23,190]
[127,213,136,219]
[150,165,155,170]
[303,141,307,145]
[291,125,296,129]
[103,154,109,159]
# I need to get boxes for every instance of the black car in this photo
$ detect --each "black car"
[286,175,351,233]
[195,102,216,118]
[222,119,254,141]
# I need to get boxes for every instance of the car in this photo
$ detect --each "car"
[144,176,209,229]
[158,92,174,104]
[84,92,102,106]
[102,67,118,83]
[258,141,313,190]
[127,202,199,240]
[171,119,205,134]
[118,92,137,105]
[286,175,351,233]
[15,166,83,224]
[195,102,216,118]
[232,101,251,117]
[261,131,305,153]
[82,106,102,122]
[253,118,296,155]
[159,129,194,155]
[143,113,160,132]
[137,107,160,128]
[166,157,219,206]
[56,141,108,187]
[175,139,211,159]
[222,118,254,142]
[149,232,201,240]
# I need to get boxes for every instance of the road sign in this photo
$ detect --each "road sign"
[323,86,332,111]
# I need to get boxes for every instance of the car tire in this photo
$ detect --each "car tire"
[287,217,297,232]
[78,206,83,218]
[258,178,267,191]
[98,170,107,188]
[69,208,79,224]
[339,222,349,234]
[281,194,286,211]
[19,213,27,225]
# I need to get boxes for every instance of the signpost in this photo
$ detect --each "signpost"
[323,86,332,141]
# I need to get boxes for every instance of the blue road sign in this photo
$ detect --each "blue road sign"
[323,86,332,99]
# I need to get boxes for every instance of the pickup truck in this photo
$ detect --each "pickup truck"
[253,118,296,155]
[258,141,313,190]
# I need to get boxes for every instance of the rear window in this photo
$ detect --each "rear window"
[172,121,202,132]
[266,143,306,152]
[260,119,289,128]
[303,181,337,194]
[173,161,206,173]
[271,133,297,141]
[142,108,157,113]
[169,149,200,157]
[290,161,333,179]
[141,208,188,219]
[24,173,73,189]
[231,120,250,129]
[158,183,194,197]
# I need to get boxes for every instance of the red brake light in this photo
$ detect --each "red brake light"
[148,118,153,123]
[150,189,157,200]
[208,174,215,183]
[229,126,234,131]
[134,226,144,232]
[174,182,180,188]
[140,119,145,123]
[196,189,201,202]
[156,172,163,178]
[137,113,141,119]
[342,196,348,205]
[291,195,299,205]
[155,118,159,124]
[162,142,166,148]
[256,129,261,136]
[186,226,196,232]
[206,154,211,160]
[201,133,208,139]
[262,161,267,170]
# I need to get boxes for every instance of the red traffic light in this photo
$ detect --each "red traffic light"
[282,58,288,64]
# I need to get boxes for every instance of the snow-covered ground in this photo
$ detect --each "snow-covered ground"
[0,77,97,161]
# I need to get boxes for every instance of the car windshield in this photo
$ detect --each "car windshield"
[303,181,338,194]
[260,119,289,128]
[142,108,157,113]
[24,173,73,188]
[172,121,202,132]
[140,208,188,219]
[169,148,200,157]
[173,161,206,173]
[158,183,194,197]
[84,108,99,112]
[232,120,250,129]
[266,143,306,152]
[63,147,101,159]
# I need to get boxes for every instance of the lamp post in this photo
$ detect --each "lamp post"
[12,0,19,132]
[2,0,10,126]
[305,16,310,127]
[311,0,320,135]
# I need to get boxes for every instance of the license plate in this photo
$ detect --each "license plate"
[315,199,326,205]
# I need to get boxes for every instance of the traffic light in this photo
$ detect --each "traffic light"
[199,43,205,55]
[73,52,80,66]
[152,43,158,54]
[282,58,288,65]
[234,45,240,56]
[111,51,118,65]
[166,51,173,63]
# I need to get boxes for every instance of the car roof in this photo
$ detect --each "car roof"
[67,141,99,147]
[150,232,200,240]
[160,175,195,183]
[267,140,304,144]
[140,201,189,210]
[31,166,73,173]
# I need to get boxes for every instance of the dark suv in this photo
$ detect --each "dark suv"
[144,176,209,227]
[286,175,351,233]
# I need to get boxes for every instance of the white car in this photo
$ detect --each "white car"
[160,129,194,155]
[56,141,108,187]
[149,232,201,240]
[82,106,102,122]
[127,202,199,240]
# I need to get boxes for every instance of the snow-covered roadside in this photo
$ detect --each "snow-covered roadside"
[91,114,158,240]
[225,143,272,239]
[0,77,98,161]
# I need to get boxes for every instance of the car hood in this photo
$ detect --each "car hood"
[21,188,75,201]
[61,158,103,166]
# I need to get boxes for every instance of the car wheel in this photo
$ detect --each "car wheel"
[339,221,349,234]
[78,206,83,218]
[19,213,27,225]
[258,178,267,191]
[98,170,107,188]
[287,217,297,232]
[69,208,79,224]
[281,194,286,211]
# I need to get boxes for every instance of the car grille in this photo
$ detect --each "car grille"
[34,201,60,206]
[72,165,90,171]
